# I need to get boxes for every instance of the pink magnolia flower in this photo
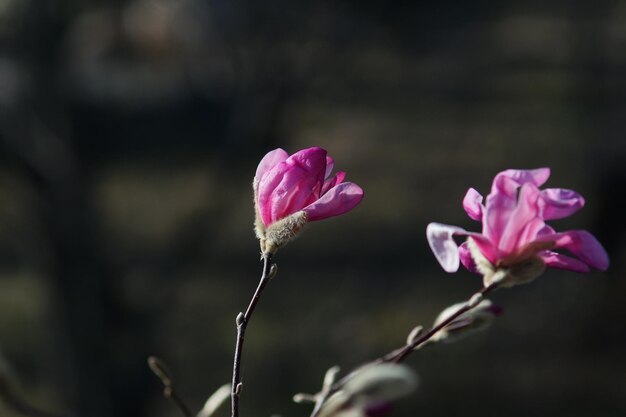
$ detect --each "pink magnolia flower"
[427,168,609,287]
[254,147,364,254]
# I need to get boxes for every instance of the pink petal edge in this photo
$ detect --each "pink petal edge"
[462,188,483,221]
[540,188,585,220]
[303,182,364,222]
[257,161,290,226]
[540,252,590,273]
[458,241,479,273]
[255,148,289,186]
[426,223,466,273]
[549,230,610,271]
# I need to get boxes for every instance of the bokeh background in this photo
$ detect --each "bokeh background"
[0,1,625,417]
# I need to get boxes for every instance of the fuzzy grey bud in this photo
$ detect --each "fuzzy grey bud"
[467,237,547,289]
[317,364,418,417]
[268,263,278,280]
[256,211,308,255]
[406,325,424,346]
[431,299,502,343]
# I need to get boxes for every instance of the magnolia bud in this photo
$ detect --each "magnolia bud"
[467,237,547,288]
[342,364,418,404]
[483,256,546,288]
[293,393,316,404]
[256,210,308,255]
[406,325,424,346]
[316,364,418,417]
[431,299,502,343]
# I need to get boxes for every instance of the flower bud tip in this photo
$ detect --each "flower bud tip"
[467,293,483,308]
[268,263,278,280]
[406,325,424,346]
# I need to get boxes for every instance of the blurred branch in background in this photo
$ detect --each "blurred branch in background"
[147,356,192,417]
[0,351,70,417]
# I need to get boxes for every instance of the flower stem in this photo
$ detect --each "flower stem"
[310,282,499,417]
[386,282,498,363]
[231,254,274,417]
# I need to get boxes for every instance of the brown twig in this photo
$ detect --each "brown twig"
[0,367,69,417]
[148,356,192,417]
[309,282,499,417]
[385,282,498,363]
[231,254,274,417]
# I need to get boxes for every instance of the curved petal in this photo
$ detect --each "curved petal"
[540,188,585,220]
[549,230,610,271]
[536,224,556,236]
[458,241,479,273]
[426,223,500,272]
[288,147,327,180]
[483,190,515,248]
[498,183,543,254]
[484,169,549,244]
[321,171,347,195]
[515,218,547,249]
[269,164,320,223]
[259,147,329,224]
[255,148,289,187]
[325,156,334,179]
[539,251,590,273]
[492,168,551,196]
[257,161,290,226]
[463,188,483,221]
[303,182,364,222]
[427,223,465,272]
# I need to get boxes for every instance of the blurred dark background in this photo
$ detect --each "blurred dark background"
[0,1,625,416]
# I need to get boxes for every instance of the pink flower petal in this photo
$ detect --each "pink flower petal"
[321,171,347,195]
[483,191,514,249]
[549,230,610,271]
[468,235,500,265]
[303,182,364,222]
[483,169,548,242]
[325,156,334,179]
[514,218,546,250]
[257,161,290,226]
[269,164,320,223]
[492,168,551,196]
[458,241,478,273]
[288,147,328,180]
[426,223,466,272]
[539,252,590,272]
[536,224,556,236]
[493,183,542,254]
[540,188,585,220]
[255,148,289,187]
[463,188,483,221]
[258,147,330,223]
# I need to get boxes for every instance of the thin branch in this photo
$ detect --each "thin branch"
[0,366,69,417]
[309,282,499,417]
[231,254,274,417]
[385,282,498,363]
[148,356,192,417]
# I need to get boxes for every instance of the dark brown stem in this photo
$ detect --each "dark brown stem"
[310,282,499,417]
[386,282,498,363]
[148,356,192,417]
[231,254,274,417]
